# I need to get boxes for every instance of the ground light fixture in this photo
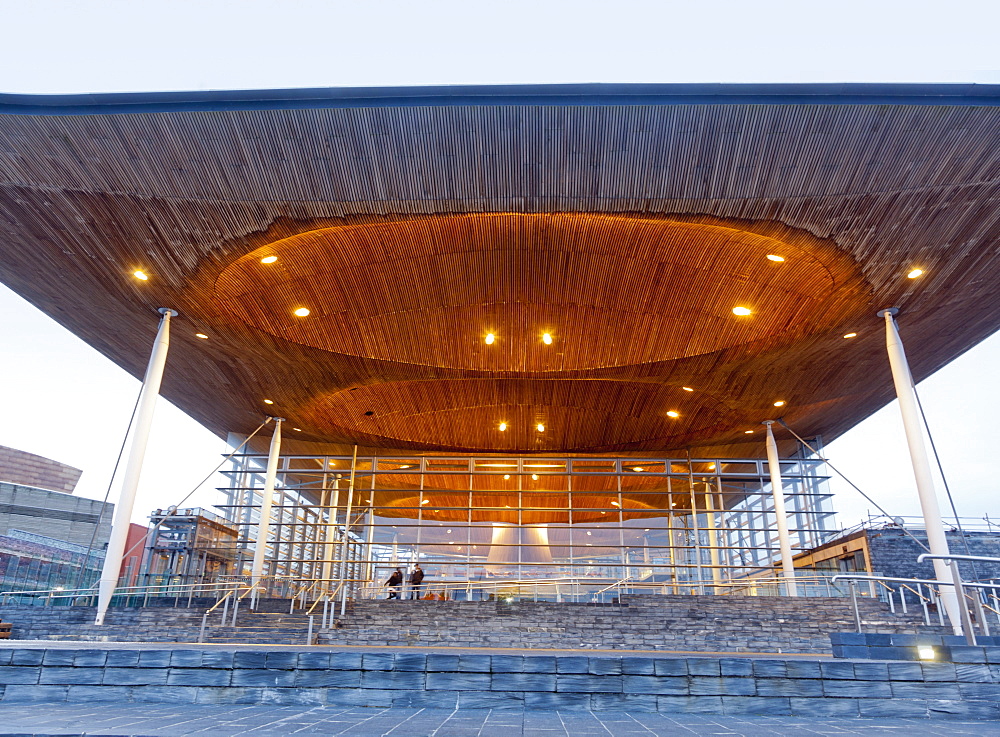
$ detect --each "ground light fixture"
[917,646,936,660]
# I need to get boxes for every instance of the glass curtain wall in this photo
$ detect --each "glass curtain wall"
[216,455,834,598]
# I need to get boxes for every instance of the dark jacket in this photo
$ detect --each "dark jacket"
[409,568,424,585]
[387,571,403,586]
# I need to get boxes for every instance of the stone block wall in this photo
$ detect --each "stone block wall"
[0,646,996,718]
[867,528,1000,583]
[0,446,81,494]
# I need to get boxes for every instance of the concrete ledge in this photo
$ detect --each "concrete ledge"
[0,645,995,718]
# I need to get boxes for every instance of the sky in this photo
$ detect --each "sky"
[0,0,998,530]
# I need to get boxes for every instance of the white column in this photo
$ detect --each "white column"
[250,418,284,591]
[763,421,798,597]
[95,308,176,625]
[880,308,961,634]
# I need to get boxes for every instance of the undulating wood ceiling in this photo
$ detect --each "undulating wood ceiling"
[1,84,998,457]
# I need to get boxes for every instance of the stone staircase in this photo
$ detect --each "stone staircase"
[317,594,950,654]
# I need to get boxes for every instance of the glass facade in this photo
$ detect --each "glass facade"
[216,454,835,599]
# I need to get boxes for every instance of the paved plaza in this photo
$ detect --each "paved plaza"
[0,704,993,737]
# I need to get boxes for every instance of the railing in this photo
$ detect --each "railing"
[0,580,238,609]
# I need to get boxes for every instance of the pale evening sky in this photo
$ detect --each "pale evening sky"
[0,0,997,530]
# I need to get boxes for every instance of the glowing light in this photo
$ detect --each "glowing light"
[644,529,650,532]
[586,531,592,536]
[766,254,786,262]
[498,422,507,432]
[682,387,693,392]
[293,427,301,432]
[195,333,209,340]
[611,501,620,507]
[633,467,644,472]
[536,423,545,432]
[773,400,786,407]
[485,333,496,345]
[843,332,858,339]
[421,499,429,505]
[918,646,936,660]
[744,430,754,434]
[732,306,752,316]
[260,255,278,264]
[263,399,274,405]
[132,270,149,280]
[708,464,716,471]
[293,307,310,317]
[907,268,924,279]
[532,474,539,480]
[503,474,510,480]
[666,410,680,418]
[542,333,553,345]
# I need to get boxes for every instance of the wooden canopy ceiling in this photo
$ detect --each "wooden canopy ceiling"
[1,84,999,457]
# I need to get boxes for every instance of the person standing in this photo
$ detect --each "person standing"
[409,564,425,600]
[385,568,403,599]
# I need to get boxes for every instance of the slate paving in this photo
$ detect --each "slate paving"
[0,704,994,736]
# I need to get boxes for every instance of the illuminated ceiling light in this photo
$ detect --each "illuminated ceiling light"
[732,306,752,316]
[744,430,754,434]
[682,387,693,392]
[531,474,539,481]
[633,467,644,472]
[328,461,336,466]
[132,270,149,280]
[708,464,716,471]
[611,501,620,507]
[485,333,496,345]
[503,474,510,480]
[293,427,301,432]
[666,411,680,418]
[843,332,858,339]
[498,422,507,432]
[773,400,786,407]
[644,528,650,532]
[195,333,209,340]
[586,531,592,536]
[421,499,430,505]
[536,423,545,432]
[446,529,451,534]
[399,465,410,469]
[260,255,278,264]
[542,333,553,345]
[293,307,311,317]
[766,254,785,262]
[907,268,924,279]
[263,399,274,405]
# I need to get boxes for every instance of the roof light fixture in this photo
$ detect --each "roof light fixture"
[293,307,310,317]
[732,306,752,316]
[263,399,274,405]
[907,268,924,279]
[421,499,429,505]
[773,400,786,407]
[532,474,539,480]
[536,423,545,432]
[666,410,680,418]
[843,332,858,339]
[766,254,785,262]
[260,255,278,264]
[498,422,507,432]
[485,333,495,345]
[611,501,620,507]
[744,430,754,434]
[542,333,553,345]
[132,270,149,281]
[633,466,644,472]
[503,474,510,480]
[195,333,209,340]
[682,386,693,392]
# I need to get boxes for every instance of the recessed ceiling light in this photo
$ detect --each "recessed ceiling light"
[498,422,507,432]
[293,427,301,432]
[644,528,650,532]
[293,307,310,317]
[195,333,209,340]
[399,464,410,469]
[707,464,716,471]
[586,531,592,536]
[907,268,924,279]
[532,474,539,480]
[421,499,429,504]
[503,474,510,480]
[611,501,620,507]
[542,333,553,345]
[263,399,274,405]
[766,254,785,262]
[744,430,754,434]
[132,270,149,281]
[260,255,278,264]
[485,333,495,345]
[843,332,858,339]
[732,306,752,316]
[682,387,694,392]
[536,423,545,432]
[666,410,680,418]
[773,400,786,407]
[633,466,644,472]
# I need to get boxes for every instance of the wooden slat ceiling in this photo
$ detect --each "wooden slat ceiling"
[1,85,999,457]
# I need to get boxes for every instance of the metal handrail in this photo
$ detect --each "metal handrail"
[918,553,1000,565]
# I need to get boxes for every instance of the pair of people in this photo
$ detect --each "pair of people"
[385,564,424,599]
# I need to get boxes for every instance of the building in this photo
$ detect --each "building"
[1,84,999,601]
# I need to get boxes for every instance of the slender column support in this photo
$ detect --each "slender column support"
[763,421,798,597]
[95,308,177,625]
[250,418,284,599]
[339,445,358,615]
[879,307,962,634]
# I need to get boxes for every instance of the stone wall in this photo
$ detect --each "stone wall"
[866,528,1000,583]
[0,645,996,718]
[0,446,81,494]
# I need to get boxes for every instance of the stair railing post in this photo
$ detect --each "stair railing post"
[307,615,314,645]
[973,588,990,637]
[949,561,977,645]
[850,581,862,632]
[198,614,207,643]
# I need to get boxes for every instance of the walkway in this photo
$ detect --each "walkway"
[0,704,992,736]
